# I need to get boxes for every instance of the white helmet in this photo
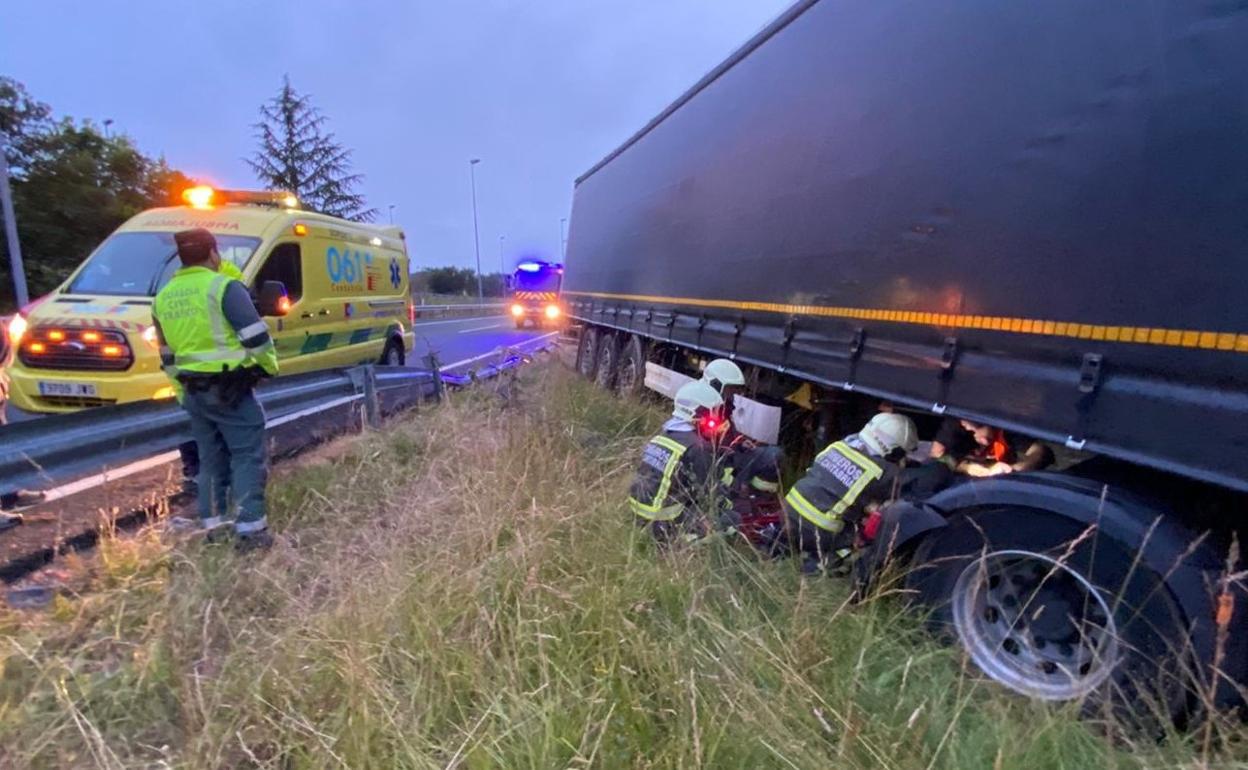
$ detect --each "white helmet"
[673,380,725,422]
[702,358,745,394]
[858,412,919,456]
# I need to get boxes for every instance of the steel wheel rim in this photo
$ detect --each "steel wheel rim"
[596,344,614,384]
[618,352,638,392]
[579,336,595,376]
[951,548,1120,700]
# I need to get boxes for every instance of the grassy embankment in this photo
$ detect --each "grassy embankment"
[1,363,1245,768]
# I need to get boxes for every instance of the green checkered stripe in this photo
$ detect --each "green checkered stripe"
[276,325,394,359]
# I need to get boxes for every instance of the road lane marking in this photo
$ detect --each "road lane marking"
[414,315,504,328]
[458,323,503,334]
[441,332,559,370]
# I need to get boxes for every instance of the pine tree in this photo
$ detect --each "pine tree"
[247,76,375,222]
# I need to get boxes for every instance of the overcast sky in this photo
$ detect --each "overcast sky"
[1,0,791,273]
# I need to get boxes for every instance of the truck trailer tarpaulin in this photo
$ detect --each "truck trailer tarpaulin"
[563,0,1248,493]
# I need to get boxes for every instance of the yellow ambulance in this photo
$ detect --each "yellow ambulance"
[6,186,414,412]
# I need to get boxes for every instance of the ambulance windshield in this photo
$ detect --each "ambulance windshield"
[67,232,261,296]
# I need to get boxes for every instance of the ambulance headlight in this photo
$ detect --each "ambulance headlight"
[544,304,560,320]
[7,313,27,346]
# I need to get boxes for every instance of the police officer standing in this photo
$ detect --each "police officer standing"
[176,258,247,500]
[153,228,279,550]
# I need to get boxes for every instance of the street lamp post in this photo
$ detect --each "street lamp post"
[560,217,568,259]
[498,235,506,275]
[103,118,114,139]
[0,132,29,308]
[468,159,483,302]
[388,204,396,225]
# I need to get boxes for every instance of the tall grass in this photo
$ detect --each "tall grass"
[0,364,1244,768]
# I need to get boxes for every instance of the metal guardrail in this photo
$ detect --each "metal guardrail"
[0,335,557,497]
[412,303,506,319]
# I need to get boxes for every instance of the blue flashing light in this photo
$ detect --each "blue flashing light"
[516,261,543,272]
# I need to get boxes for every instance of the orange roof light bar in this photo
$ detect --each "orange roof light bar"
[182,185,215,209]
[181,185,299,210]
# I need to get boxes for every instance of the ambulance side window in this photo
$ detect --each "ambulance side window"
[254,243,303,302]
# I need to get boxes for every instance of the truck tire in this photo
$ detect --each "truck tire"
[594,333,619,389]
[906,507,1191,725]
[577,327,600,380]
[379,337,405,366]
[616,335,647,396]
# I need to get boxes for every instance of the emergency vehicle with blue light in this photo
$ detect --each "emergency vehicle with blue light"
[507,259,563,329]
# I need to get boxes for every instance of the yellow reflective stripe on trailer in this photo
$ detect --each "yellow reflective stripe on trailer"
[563,290,1248,353]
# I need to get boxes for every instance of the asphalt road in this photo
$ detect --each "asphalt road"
[410,313,558,370]
[3,313,556,424]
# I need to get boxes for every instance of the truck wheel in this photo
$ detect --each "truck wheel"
[616,335,647,396]
[379,337,405,366]
[577,327,600,380]
[907,508,1190,724]
[594,333,619,389]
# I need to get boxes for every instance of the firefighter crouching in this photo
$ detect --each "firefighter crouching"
[152,228,279,551]
[782,412,918,571]
[699,358,782,501]
[627,380,736,544]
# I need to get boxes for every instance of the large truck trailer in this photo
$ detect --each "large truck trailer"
[564,0,1247,718]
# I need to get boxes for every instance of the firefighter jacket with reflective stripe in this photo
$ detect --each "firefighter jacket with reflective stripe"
[628,429,721,521]
[784,435,899,533]
[153,266,278,378]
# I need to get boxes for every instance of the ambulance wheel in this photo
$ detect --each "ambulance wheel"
[577,327,600,380]
[514,318,526,329]
[595,333,619,389]
[907,508,1191,725]
[616,335,647,396]
[379,337,405,367]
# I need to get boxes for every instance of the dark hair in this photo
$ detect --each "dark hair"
[174,228,218,265]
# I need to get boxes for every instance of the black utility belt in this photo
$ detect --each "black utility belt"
[177,367,262,391]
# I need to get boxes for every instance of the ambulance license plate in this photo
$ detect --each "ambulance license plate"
[38,381,97,397]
